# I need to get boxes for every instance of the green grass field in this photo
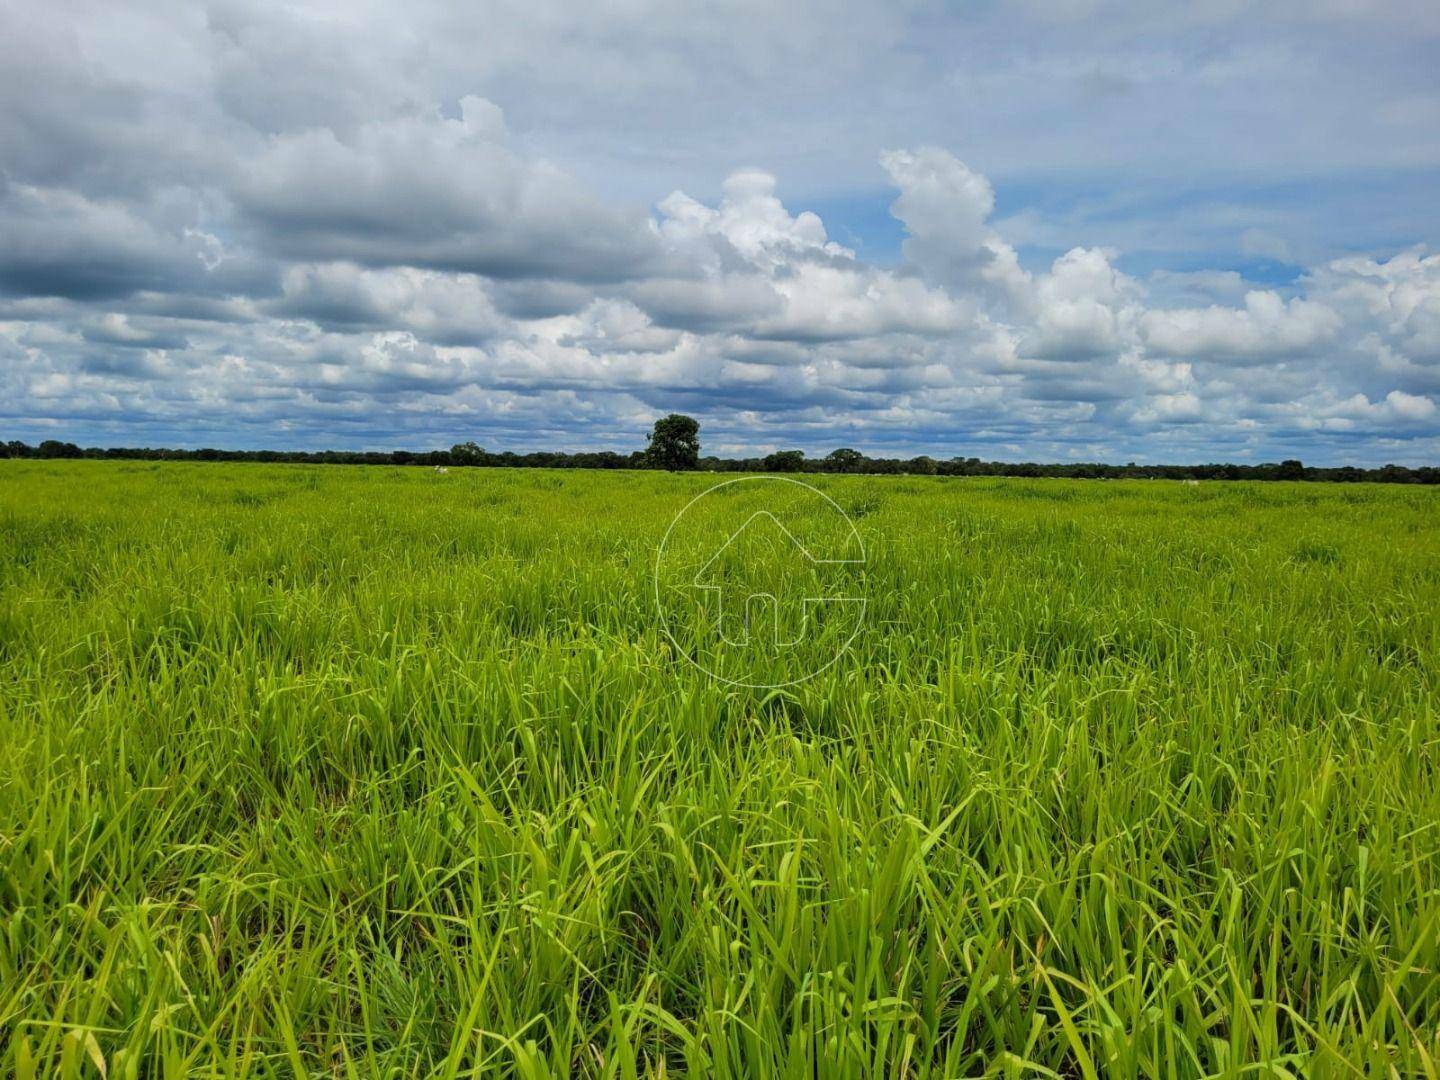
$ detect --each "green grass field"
[2,461,1439,1077]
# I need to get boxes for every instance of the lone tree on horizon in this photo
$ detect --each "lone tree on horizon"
[646,414,701,471]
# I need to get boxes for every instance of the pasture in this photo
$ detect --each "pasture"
[1,461,1438,1077]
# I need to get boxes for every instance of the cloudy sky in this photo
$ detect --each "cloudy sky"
[3,0,1439,463]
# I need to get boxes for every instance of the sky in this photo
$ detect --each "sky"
[2,1,1439,464]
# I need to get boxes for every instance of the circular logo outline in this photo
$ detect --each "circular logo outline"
[653,475,867,689]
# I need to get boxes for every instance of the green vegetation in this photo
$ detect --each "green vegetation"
[2,460,1439,1077]
[644,415,702,472]
[7,437,1440,485]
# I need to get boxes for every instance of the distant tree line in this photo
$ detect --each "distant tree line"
[4,431,1437,484]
